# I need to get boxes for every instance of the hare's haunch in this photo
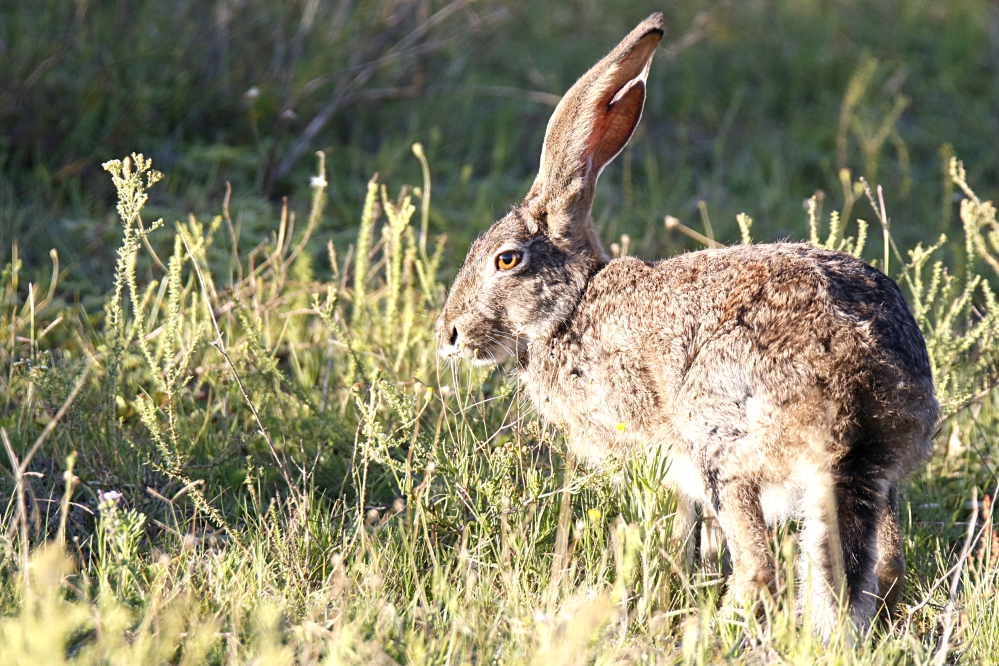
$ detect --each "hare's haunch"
[436,13,938,636]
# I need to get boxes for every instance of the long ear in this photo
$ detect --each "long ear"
[527,13,663,233]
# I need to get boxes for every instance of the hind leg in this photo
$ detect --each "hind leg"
[713,479,774,605]
[875,485,905,622]
[798,468,883,637]
[835,471,883,634]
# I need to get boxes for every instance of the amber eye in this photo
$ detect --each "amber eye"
[496,251,522,271]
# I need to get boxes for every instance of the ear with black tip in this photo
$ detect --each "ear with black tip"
[527,13,663,242]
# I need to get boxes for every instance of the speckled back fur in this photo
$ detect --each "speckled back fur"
[436,13,939,638]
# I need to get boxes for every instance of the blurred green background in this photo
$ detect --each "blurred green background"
[2,0,997,292]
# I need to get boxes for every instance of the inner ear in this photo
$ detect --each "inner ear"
[589,80,646,177]
[585,30,659,176]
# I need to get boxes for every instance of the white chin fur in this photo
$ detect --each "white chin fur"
[437,344,505,366]
[437,344,460,359]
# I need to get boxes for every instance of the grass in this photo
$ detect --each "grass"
[0,145,997,663]
[2,1,999,663]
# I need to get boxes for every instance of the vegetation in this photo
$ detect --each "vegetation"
[2,0,999,663]
[5,0,999,286]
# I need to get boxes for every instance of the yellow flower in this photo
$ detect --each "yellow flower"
[615,422,626,433]
[587,508,602,523]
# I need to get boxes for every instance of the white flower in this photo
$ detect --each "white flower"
[98,490,122,504]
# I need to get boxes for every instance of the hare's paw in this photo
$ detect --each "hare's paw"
[722,572,775,612]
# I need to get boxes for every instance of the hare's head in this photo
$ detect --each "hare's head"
[436,14,663,365]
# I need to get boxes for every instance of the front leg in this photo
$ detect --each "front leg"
[670,494,698,568]
[700,502,729,574]
[669,494,730,573]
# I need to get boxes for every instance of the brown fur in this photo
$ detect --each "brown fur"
[435,13,938,636]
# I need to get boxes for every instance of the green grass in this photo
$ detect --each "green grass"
[0,147,998,663]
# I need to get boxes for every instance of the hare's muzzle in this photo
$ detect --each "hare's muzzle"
[434,314,461,358]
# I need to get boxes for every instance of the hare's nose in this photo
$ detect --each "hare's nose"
[434,314,461,349]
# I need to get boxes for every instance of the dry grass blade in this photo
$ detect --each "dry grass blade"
[933,487,979,665]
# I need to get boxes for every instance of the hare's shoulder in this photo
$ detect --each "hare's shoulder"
[653,242,872,283]
[593,243,867,302]
[643,242,898,308]
[587,242,911,333]
[645,243,930,378]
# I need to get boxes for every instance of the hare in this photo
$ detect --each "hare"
[435,13,938,635]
